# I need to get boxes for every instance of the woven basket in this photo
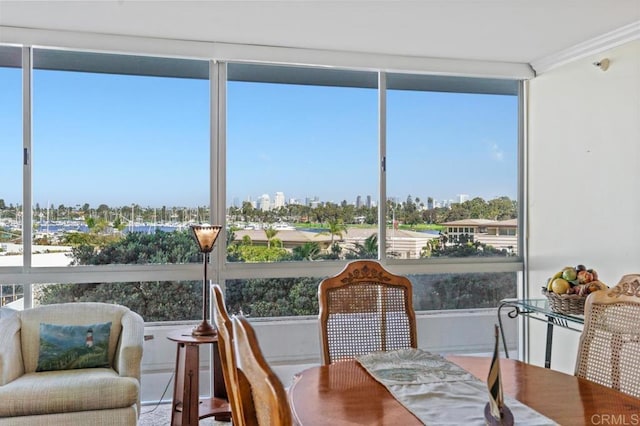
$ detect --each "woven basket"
[542,288,586,315]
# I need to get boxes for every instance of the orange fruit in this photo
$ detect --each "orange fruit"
[551,278,571,294]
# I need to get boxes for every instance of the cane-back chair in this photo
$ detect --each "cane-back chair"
[211,285,255,426]
[575,274,640,398]
[318,260,417,365]
[232,315,293,426]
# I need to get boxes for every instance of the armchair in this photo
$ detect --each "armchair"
[0,302,144,426]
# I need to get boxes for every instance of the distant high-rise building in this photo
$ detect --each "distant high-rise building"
[306,196,320,207]
[427,198,434,210]
[274,192,285,209]
[366,195,372,208]
[258,194,271,211]
[458,194,469,203]
[356,195,362,208]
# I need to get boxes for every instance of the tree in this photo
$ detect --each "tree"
[263,226,279,249]
[112,216,126,232]
[423,236,511,258]
[225,277,319,317]
[318,218,347,246]
[346,233,378,259]
[85,216,96,232]
[241,201,255,223]
[421,272,515,310]
[292,242,321,261]
[39,230,203,321]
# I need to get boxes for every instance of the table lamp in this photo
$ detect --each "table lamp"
[190,224,222,336]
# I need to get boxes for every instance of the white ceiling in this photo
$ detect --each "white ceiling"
[1,0,639,67]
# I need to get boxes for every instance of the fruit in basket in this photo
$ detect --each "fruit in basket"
[572,281,608,296]
[577,270,594,284]
[587,280,608,293]
[546,265,605,297]
[576,284,589,296]
[562,267,578,281]
[551,278,571,295]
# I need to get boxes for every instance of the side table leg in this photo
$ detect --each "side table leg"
[545,317,554,369]
[172,342,200,426]
[497,302,510,358]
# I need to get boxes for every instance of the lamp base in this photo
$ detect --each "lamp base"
[192,321,217,337]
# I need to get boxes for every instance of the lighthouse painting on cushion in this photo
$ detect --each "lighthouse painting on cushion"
[86,327,94,348]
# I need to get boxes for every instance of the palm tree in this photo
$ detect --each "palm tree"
[226,229,236,247]
[318,218,347,246]
[264,226,279,249]
[292,242,320,261]
[347,233,378,259]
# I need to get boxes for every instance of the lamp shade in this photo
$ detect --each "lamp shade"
[191,225,222,253]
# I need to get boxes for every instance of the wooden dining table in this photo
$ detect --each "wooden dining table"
[288,355,640,425]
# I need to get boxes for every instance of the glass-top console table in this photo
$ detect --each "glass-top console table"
[498,298,584,369]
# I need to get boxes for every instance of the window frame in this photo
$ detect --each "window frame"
[0,46,525,313]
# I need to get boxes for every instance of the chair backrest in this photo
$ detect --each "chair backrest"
[232,314,293,426]
[575,274,640,398]
[211,285,253,426]
[318,260,417,365]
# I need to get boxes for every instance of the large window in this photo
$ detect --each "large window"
[386,74,519,259]
[31,49,210,266]
[226,64,379,263]
[0,46,23,307]
[1,45,523,319]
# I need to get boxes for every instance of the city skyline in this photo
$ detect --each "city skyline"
[231,191,477,210]
[2,190,501,212]
[1,59,517,208]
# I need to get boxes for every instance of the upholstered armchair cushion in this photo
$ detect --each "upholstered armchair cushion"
[0,302,144,426]
[0,368,139,417]
[0,315,24,386]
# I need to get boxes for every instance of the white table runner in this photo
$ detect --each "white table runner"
[357,348,557,425]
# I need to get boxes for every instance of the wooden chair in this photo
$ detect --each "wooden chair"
[575,274,640,398]
[231,314,293,426]
[211,285,255,426]
[318,260,417,365]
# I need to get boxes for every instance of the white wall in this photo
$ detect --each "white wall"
[527,40,640,372]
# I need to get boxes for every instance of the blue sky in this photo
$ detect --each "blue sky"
[1,67,517,209]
